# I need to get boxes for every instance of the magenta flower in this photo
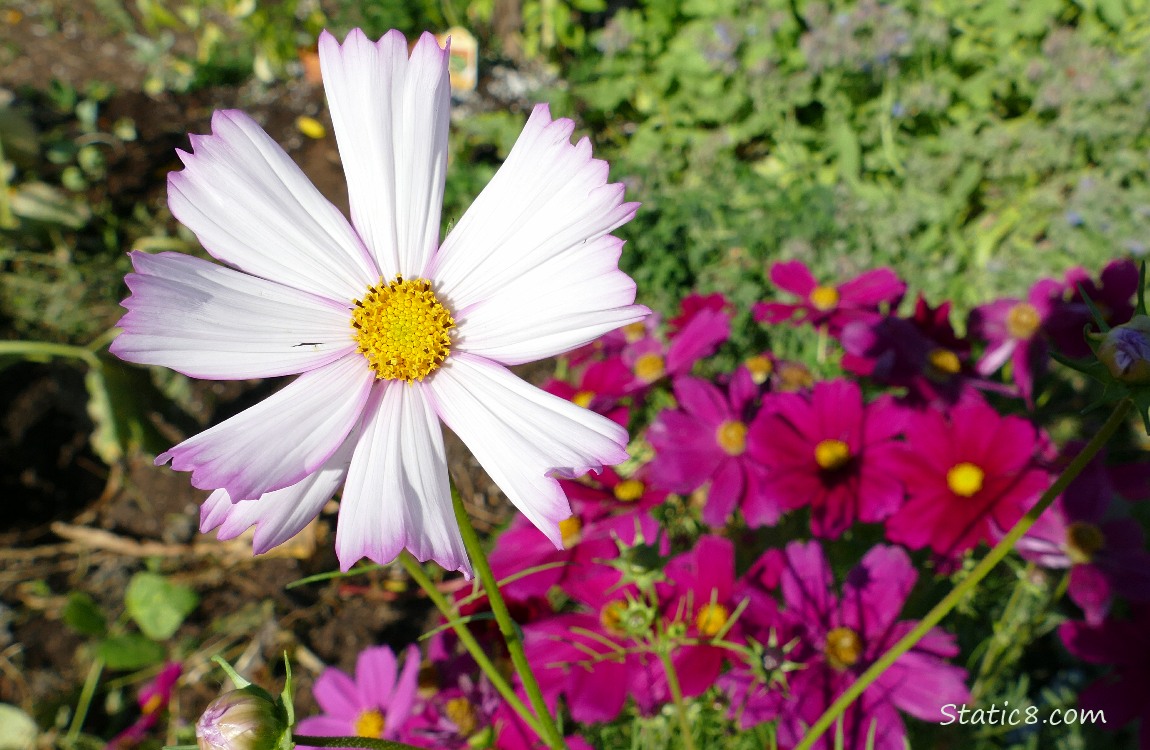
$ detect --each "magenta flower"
[761,542,969,750]
[107,662,182,749]
[541,356,633,426]
[622,303,730,389]
[1015,453,1150,625]
[885,397,1049,557]
[648,370,779,527]
[298,645,421,745]
[754,260,905,335]
[748,379,907,538]
[968,278,1064,405]
[668,292,734,333]
[1060,606,1150,748]
[1048,259,1139,358]
[111,29,646,576]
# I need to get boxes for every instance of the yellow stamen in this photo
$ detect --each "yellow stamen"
[1066,521,1106,564]
[558,515,582,547]
[634,352,665,382]
[824,627,862,670]
[809,285,840,312]
[622,321,647,343]
[716,420,748,456]
[354,709,386,738]
[351,276,454,382]
[695,602,730,637]
[600,600,627,635]
[613,479,645,502]
[777,361,814,392]
[1006,302,1041,340]
[745,354,774,384]
[946,462,985,497]
[928,348,961,375]
[572,390,594,408]
[814,439,851,471]
[141,694,163,715]
[444,697,478,737]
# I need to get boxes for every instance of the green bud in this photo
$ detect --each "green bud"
[1096,315,1150,383]
[195,686,288,750]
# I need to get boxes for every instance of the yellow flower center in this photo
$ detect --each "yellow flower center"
[716,420,748,456]
[695,602,730,637]
[572,390,594,408]
[928,348,961,375]
[613,479,645,502]
[354,709,386,738]
[559,515,583,547]
[745,354,774,384]
[947,462,985,497]
[824,627,862,670]
[1065,521,1106,564]
[777,361,814,391]
[634,352,665,382]
[351,276,454,382]
[444,697,478,737]
[622,321,647,343]
[600,600,627,635]
[814,439,851,471]
[1006,302,1041,340]
[141,694,163,715]
[809,285,840,312]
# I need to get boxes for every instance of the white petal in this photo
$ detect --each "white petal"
[428,104,638,311]
[157,355,374,500]
[168,109,377,301]
[336,381,468,575]
[319,29,450,279]
[199,427,356,553]
[454,235,648,364]
[425,353,629,547]
[110,251,355,379]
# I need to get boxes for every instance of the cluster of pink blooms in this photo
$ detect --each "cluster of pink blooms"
[296,257,1150,749]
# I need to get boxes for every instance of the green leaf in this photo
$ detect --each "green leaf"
[62,592,107,637]
[85,357,173,464]
[96,634,165,670]
[0,704,37,749]
[125,572,198,641]
[8,181,90,228]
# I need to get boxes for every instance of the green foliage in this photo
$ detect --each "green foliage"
[125,572,199,641]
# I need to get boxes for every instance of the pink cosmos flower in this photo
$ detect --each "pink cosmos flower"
[1047,259,1139,358]
[754,260,905,335]
[740,542,969,750]
[298,645,421,746]
[648,370,779,527]
[748,379,907,538]
[106,662,182,749]
[110,29,646,575]
[541,357,633,427]
[884,397,1050,558]
[1060,606,1150,748]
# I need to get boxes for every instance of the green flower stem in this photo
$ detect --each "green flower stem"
[396,551,544,740]
[0,340,101,367]
[293,734,426,750]
[450,488,567,750]
[66,656,104,740]
[657,650,698,750]
[795,398,1132,750]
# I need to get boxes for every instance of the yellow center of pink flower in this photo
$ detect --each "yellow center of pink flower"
[351,276,454,382]
[824,627,862,670]
[946,462,985,497]
[695,602,730,637]
[613,479,645,502]
[1006,302,1041,340]
[745,354,774,384]
[634,353,665,382]
[814,439,851,471]
[444,697,478,737]
[622,321,647,343]
[777,361,814,392]
[141,694,163,715]
[572,390,594,408]
[1066,521,1106,564]
[559,515,583,547]
[928,348,961,375]
[809,285,840,312]
[354,708,386,738]
[716,420,748,456]
[599,600,627,635]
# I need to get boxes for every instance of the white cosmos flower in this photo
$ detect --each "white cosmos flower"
[110,29,646,576]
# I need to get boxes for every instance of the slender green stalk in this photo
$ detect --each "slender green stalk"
[795,398,1132,750]
[293,734,425,750]
[450,489,567,750]
[0,340,101,367]
[396,552,544,739]
[67,656,104,740]
[657,650,698,750]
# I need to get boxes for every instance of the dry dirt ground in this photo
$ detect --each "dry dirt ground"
[0,3,534,740]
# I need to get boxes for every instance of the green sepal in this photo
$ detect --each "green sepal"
[212,654,253,690]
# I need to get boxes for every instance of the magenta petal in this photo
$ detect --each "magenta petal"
[312,668,362,718]
[355,647,398,710]
[838,267,905,306]
[769,260,817,296]
[665,308,730,375]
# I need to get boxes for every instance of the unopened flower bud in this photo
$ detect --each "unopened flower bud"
[1096,315,1150,383]
[196,687,287,750]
